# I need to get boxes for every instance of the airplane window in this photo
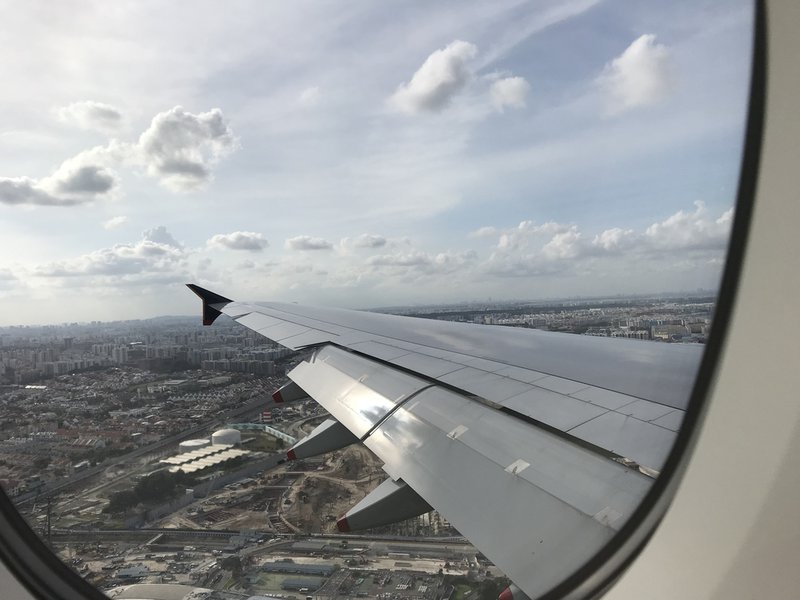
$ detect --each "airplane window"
[0,1,759,599]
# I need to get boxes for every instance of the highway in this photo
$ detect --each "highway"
[49,527,469,546]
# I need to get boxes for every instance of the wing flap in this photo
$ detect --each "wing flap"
[280,347,652,598]
[362,385,651,599]
[568,412,678,470]
[287,346,430,438]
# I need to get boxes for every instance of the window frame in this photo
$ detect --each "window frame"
[0,2,767,598]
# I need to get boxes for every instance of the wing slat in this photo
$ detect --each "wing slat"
[363,385,651,599]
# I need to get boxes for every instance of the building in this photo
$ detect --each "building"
[211,428,241,446]
[178,439,211,453]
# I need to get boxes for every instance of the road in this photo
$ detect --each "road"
[49,528,472,550]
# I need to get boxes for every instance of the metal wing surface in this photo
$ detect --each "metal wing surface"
[188,285,702,598]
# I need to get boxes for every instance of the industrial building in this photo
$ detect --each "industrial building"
[178,439,210,453]
[166,448,250,474]
[261,562,336,576]
[105,583,212,600]
[211,428,241,446]
[281,579,322,592]
[161,429,248,474]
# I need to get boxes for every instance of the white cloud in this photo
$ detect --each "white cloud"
[541,227,583,260]
[208,231,269,251]
[592,227,635,251]
[340,234,387,251]
[469,226,498,238]
[134,106,237,192]
[431,250,478,273]
[390,40,478,114]
[34,227,186,281]
[482,221,587,277]
[368,251,431,267]
[103,216,128,230]
[1,145,119,207]
[142,225,182,249]
[298,86,320,107]
[1,105,234,207]
[597,34,672,114]
[42,162,117,199]
[645,201,732,250]
[285,235,333,251]
[354,234,387,248]
[717,208,734,226]
[0,177,78,206]
[490,76,530,112]
[56,100,124,133]
[497,220,572,251]
[368,250,477,276]
[476,204,733,279]
[19,201,727,308]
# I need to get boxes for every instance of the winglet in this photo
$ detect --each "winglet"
[186,284,233,326]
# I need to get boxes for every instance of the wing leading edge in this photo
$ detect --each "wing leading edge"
[186,284,702,598]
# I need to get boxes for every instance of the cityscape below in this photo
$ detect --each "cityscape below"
[0,294,714,600]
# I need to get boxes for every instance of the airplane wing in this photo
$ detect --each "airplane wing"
[188,284,702,599]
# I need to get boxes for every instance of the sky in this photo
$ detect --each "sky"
[0,0,754,325]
